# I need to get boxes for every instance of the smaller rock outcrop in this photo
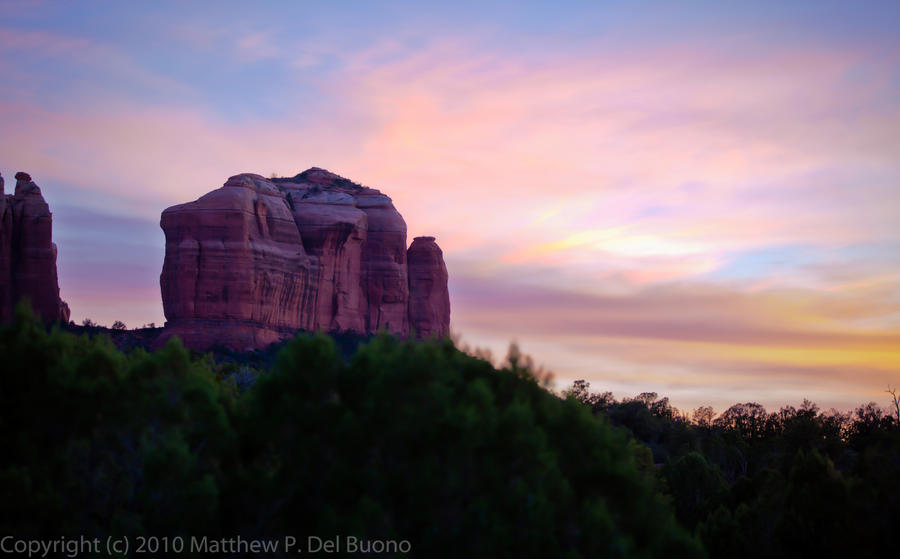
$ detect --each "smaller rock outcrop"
[0,171,70,323]
[407,236,450,339]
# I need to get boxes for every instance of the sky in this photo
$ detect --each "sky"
[1,0,898,413]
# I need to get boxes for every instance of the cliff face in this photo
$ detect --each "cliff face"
[276,169,370,333]
[157,174,311,349]
[0,172,70,324]
[158,168,449,350]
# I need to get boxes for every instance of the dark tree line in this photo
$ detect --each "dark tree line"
[565,380,900,557]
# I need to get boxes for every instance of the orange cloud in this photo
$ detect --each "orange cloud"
[450,273,900,410]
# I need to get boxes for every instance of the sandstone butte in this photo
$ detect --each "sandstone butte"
[0,171,70,324]
[157,168,450,351]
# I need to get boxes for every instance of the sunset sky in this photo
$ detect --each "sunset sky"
[1,1,898,412]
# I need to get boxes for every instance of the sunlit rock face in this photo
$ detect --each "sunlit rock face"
[0,171,70,324]
[158,173,311,351]
[356,188,410,335]
[276,168,371,334]
[407,236,451,339]
[158,168,450,350]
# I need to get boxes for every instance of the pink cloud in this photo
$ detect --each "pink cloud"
[2,30,898,412]
[306,39,900,273]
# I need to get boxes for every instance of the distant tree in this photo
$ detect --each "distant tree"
[563,380,616,411]
[592,391,616,412]
[81,318,96,327]
[502,342,553,387]
[633,392,659,406]
[715,402,770,440]
[651,396,677,420]
[111,320,126,330]
[563,379,591,402]
[887,386,900,422]
[692,406,715,427]
[847,402,893,449]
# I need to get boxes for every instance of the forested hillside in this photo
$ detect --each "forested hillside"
[3,303,898,557]
[1,304,698,557]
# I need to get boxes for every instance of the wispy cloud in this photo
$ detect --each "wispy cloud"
[451,273,900,410]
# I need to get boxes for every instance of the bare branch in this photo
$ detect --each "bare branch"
[886,386,900,422]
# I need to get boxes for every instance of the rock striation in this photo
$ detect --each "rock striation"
[158,168,450,350]
[0,171,70,324]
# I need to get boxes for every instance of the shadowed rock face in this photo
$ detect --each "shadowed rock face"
[0,171,70,324]
[158,168,449,350]
[408,236,450,339]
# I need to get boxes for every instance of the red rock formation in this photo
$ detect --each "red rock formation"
[0,171,70,324]
[158,168,450,350]
[158,174,311,350]
[407,236,450,339]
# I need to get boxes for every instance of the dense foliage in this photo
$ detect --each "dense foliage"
[0,305,700,558]
[5,302,896,557]
[566,380,900,558]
